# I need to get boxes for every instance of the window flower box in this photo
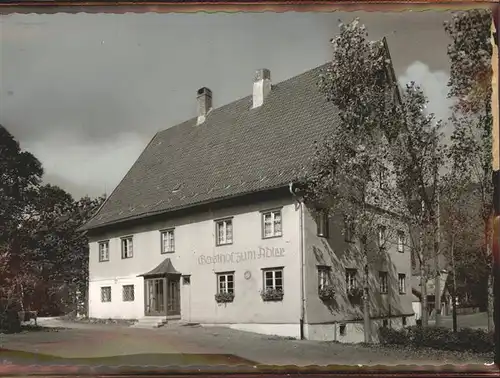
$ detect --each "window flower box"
[261,288,284,302]
[319,285,336,301]
[347,287,363,299]
[215,292,235,303]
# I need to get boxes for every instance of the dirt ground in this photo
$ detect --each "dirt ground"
[0,318,493,367]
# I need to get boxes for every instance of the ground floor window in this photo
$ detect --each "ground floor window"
[339,324,347,336]
[262,267,284,301]
[217,272,235,294]
[122,285,135,302]
[101,286,111,302]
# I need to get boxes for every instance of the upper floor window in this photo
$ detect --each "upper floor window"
[379,271,388,294]
[217,272,235,294]
[316,210,329,238]
[216,219,233,246]
[318,266,331,291]
[121,236,133,259]
[262,210,282,238]
[398,273,406,294]
[346,269,357,291]
[378,225,387,250]
[101,286,111,302]
[98,241,109,262]
[344,217,355,243]
[397,231,405,253]
[161,229,175,253]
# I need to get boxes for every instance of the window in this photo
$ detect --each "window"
[383,319,389,328]
[121,237,133,259]
[216,219,233,245]
[398,273,406,294]
[217,272,235,294]
[182,275,191,285]
[263,268,284,292]
[344,218,355,243]
[397,231,405,253]
[379,271,388,294]
[122,285,134,302]
[316,210,329,238]
[339,324,347,336]
[318,266,331,291]
[379,166,388,190]
[101,287,111,302]
[378,225,386,249]
[402,316,407,327]
[262,210,282,238]
[346,269,357,291]
[98,241,109,262]
[161,229,175,253]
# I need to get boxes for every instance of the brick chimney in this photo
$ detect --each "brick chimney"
[196,87,212,125]
[252,69,271,109]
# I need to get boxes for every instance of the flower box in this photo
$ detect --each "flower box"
[319,285,336,300]
[215,292,235,303]
[347,287,363,299]
[261,288,284,302]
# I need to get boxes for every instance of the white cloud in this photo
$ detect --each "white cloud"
[398,61,453,128]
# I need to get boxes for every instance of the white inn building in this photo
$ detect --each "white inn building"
[81,41,414,342]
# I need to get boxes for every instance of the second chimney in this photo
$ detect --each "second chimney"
[252,68,271,109]
[197,87,212,125]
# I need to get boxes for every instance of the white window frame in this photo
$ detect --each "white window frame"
[263,267,284,292]
[98,241,109,262]
[217,272,235,294]
[122,285,135,302]
[397,231,405,253]
[121,236,134,259]
[344,218,355,243]
[346,269,357,291]
[101,286,111,302]
[161,229,175,254]
[215,219,233,246]
[398,273,406,294]
[262,209,282,239]
[378,225,387,249]
[379,271,388,294]
[318,266,330,291]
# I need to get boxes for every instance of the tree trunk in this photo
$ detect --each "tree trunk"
[434,195,441,326]
[488,258,494,332]
[363,265,371,343]
[418,231,428,327]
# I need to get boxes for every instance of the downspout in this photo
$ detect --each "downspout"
[289,182,306,340]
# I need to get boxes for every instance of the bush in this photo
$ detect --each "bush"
[0,308,21,333]
[378,325,494,353]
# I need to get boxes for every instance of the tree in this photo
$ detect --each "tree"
[444,9,494,330]
[0,125,43,329]
[304,19,400,343]
[389,82,447,327]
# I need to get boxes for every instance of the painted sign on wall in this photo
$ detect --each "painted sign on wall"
[197,247,285,265]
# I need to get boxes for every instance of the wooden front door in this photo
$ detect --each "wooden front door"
[145,278,166,316]
[166,276,181,316]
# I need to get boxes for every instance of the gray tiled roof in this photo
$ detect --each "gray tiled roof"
[82,63,339,231]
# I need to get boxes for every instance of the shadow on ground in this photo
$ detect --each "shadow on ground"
[0,349,257,366]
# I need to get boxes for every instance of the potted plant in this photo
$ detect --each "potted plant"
[319,285,336,301]
[261,288,284,302]
[215,292,235,303]
[347,286,363,299]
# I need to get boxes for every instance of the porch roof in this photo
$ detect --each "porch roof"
[138,258,181,278]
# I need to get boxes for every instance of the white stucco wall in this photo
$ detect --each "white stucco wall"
[302,207,414,342]
[88,196,302,330]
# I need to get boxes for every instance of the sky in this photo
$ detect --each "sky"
[0,10,455,199]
